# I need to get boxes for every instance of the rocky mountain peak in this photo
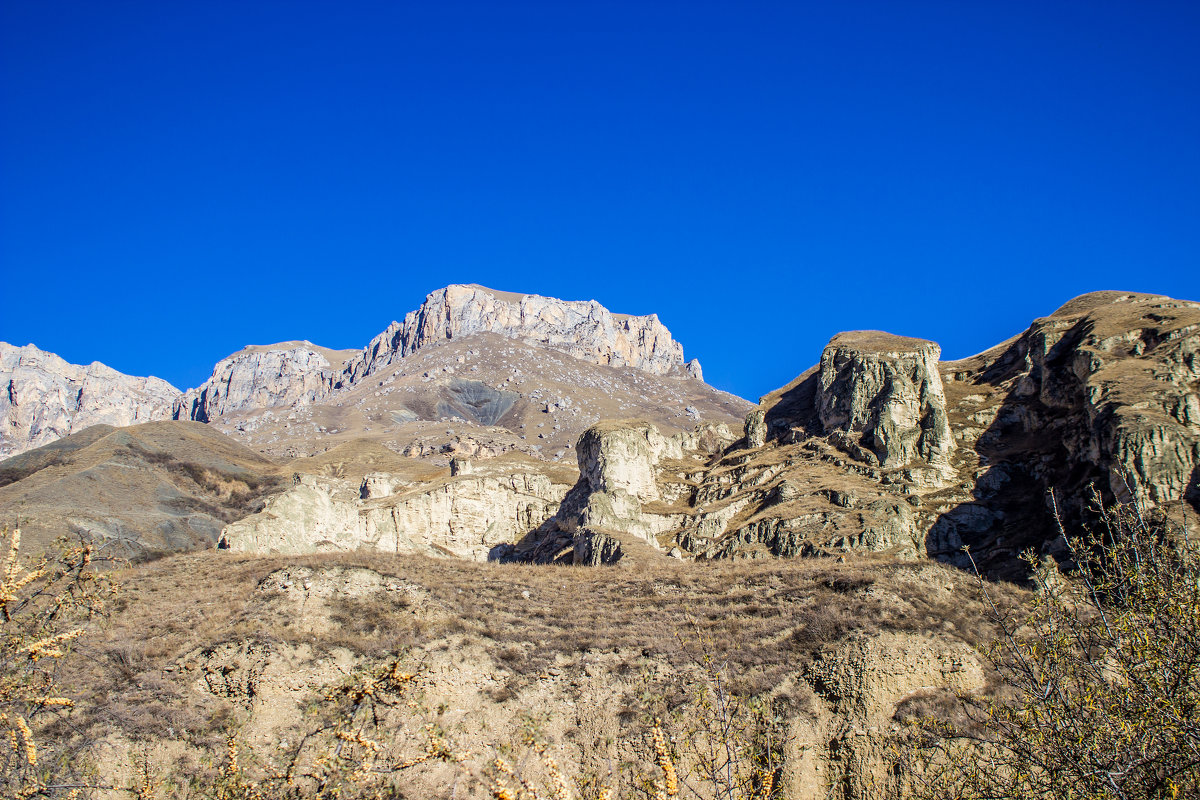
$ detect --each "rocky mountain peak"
[174,342,357,422]
[344,284,695,381]
[171,285,705,427]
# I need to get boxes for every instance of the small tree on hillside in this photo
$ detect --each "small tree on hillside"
[1,527,116,798]
[904,493,1200,799]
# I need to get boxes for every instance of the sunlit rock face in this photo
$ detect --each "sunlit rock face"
[173,343,354,422]
[218,468,570,561]
[173,284,702,426]
[0,342,179,457]
[345,284,694,381]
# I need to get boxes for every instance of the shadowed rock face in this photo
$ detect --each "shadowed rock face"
[0,343,180,458]
[955,291,1200,528]
[435,379,519,426]
[816,333,953,471]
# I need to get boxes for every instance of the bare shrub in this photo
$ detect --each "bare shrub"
[0,527,116,798]
[903,494,1200,799]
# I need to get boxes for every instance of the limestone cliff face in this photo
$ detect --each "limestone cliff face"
[0,343,179,457]
[816,332,953,471]
[174,343,355,422]
[171,285,702,426]
[218,468,569,560]
[1017,293,1198,509]
[344,284,694,381]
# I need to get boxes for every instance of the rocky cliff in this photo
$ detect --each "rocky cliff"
[173,342,357,422]
[344,284,697,381]
[165,286,725,460]
[511,420,736,565]
[0,343,180,458]
[927,290,1200,569]
[816,332,953,474]
[501,292,1199,575]
[218,460,572,560]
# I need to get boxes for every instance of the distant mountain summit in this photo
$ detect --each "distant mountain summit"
[174,284,703,423]
[0,343,179,458]
[1,285,734,460]
[349,284,702,382]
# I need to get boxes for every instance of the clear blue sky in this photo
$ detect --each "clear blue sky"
[2,1,1197,401]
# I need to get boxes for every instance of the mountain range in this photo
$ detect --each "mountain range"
[2,286,1197,577]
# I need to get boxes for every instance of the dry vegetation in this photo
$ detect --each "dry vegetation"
[55,548,1020,759]
[14,499,1196,799]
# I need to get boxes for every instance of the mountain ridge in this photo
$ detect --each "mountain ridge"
[1,284,715,458]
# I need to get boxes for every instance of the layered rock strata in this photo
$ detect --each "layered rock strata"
[218,465,570,560]
[344,284,695,381]
[0,343,180,457]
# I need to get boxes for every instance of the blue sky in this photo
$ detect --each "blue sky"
[2,1,1197,401]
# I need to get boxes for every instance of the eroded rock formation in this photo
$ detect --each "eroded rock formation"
[816,332,953,472]
[219,465,570,560]
[500,292,1198,573]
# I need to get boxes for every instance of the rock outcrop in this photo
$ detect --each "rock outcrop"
[999,292,1198,510]
[219,465,570,560]
[514,421,694,564]
[344,284,694,381]
[174,342,357,422]
[0,343,180,458]
[816,332,953,472]
[926,291,1200,569]
[495,292,1198,573]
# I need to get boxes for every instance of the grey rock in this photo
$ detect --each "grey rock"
[745,408,767,448]
[815,332,953,472]
[345,284,695,382]
[0,343,180,458]
[573,529,624,565]
[175,342,351,422]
